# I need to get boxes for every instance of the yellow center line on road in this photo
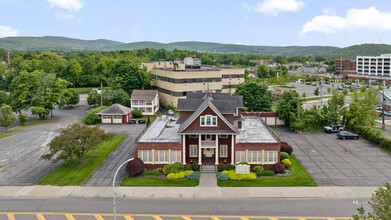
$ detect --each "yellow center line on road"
[36,213,46,220]
[0,212,353,220]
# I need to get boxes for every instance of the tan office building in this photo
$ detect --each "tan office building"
[141,57,244,107]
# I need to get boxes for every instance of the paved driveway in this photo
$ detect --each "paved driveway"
[273,126,391,186]
[83,124,145,186]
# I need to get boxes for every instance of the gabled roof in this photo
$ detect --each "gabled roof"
[177,92,244,113]
[177,96,239,134]
[97,104,133,115]
[131,90,158,100]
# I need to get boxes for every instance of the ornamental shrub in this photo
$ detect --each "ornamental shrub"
[277,169,293,177]
[163,162,185,175]
[221,170,256,181]
[220,164,235,171]
[238,162,249,165]
[133,109,142,118]
[126,158,145,177]
[271,163,286,174]
[185,165,193,170]
[256,170,275,176]
[281,159,292,167]
[84,106,108,125]
[253,165,264,172]
[219,164,225,172]
[187,171,200,180]
[281,143,293,155]
[380,138,391,151]
[280,152,289,161]
[166,170,194,179]
[142,168,162,176]
[192,162,198,171]
[216,172,229,181]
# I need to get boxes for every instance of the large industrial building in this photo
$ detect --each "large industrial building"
[141,56,245,107]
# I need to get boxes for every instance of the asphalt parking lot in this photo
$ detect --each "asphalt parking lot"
[273,126,391,186]
[83,124,145,186]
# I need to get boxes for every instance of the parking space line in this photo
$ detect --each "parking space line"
[36,213,46,220]
[6,213,14,220]
[65,214,75,220]
[94,214,104,220]
[123,215,135,220]
[153,216,163,220]
[182,216,192,220]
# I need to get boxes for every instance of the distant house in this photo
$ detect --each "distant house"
[130,90,159,116]
[97,104,133,124]
[273,86,297,99]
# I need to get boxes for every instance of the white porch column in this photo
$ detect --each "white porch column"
[198,135,202,165]
[231,135,234,164]
[182,135,186,165]
[215,134,219,165]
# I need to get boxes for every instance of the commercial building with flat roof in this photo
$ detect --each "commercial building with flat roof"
[353,54,391,84]
[141,57,244,107]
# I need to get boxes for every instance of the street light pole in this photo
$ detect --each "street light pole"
[113,158,133,220]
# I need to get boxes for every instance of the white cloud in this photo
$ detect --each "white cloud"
[56,12,76,20]
[0,25,19,37]
[242,0,305,16]
[234,42,245,45]
[46,0,84,12]
[301,7,391,35]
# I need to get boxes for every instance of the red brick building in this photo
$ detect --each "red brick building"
[135,92,281,171]
[335,59,356,75]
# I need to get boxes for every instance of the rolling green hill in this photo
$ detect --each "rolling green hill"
[1,36,390,58]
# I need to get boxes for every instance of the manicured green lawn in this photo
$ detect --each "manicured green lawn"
[217,156,317,187]
[121,177,199,187]
[0,132,12,139]
[37,135,126,186]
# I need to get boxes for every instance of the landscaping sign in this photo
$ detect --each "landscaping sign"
[235,164,250,174]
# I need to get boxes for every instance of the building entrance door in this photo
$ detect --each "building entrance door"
[202,148,215,164]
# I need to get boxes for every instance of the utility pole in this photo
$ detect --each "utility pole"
[7,49,11,69]
[382,91,385,129]
[100,72,103,106]
[320,77,323,107]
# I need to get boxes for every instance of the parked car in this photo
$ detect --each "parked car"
[384,111,391,116]
[138,119,146,124]
[312,83,317,86]
[168,109,175,115]
[128,119,136,124]
[324,125,344,133]
[337,131,359,140]
[306,82,311,85]
[338,87,343,90]
[325,81,329,84]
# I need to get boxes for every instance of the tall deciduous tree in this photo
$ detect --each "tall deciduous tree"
[314,87,320,96]
[234,80,273,112]
[344,89,379,128]
[109,59,152,93]
[41,123,114,164]
[0,104,16,132]
[276,91,301,130]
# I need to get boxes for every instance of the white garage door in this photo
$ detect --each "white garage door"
[102,115,111,123]
[113,115,122,124]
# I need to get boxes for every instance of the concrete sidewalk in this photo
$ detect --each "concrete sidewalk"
[0,186,377,199]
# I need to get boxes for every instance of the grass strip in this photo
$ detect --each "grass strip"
[37,135,126,186]
[218,156,317,187]
[121,177,199,187]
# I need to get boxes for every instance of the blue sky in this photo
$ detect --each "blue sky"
[1,0,391,47]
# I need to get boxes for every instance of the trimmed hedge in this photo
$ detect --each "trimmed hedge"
[221,170,257,181]
[281,141,293,155]
[84,106,108,125]
[280,152,289,160]
[126,158,145,177]
[143,168,162,176]
[256,170,275,176]
[253,165,264,172]
[163,162,185,175]
[277,170,293,177]
[219,164,235,171]
[166,170,194,179]
[281,159,292,167]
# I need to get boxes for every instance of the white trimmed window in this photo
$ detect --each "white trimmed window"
[200,115,217,126]
[190,145,198,157]
[219,134,228,138]
[248,150,262,163]
[132,100,138,105]
[220,145,228,157]
[113,115,122,119]
[189,134,198,138]
[146,100,152,105]
[264,151,278,164]
[171,150,181,163]
[102,115,111,119]
[235,150,246,163]
[138,150,152,163]
[155,150,168,163]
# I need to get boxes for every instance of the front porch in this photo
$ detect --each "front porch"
[182,134,234,166]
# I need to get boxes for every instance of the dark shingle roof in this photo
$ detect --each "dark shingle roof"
[97,104,133,115]
[177,92,244,112]
[131,90,158,100]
